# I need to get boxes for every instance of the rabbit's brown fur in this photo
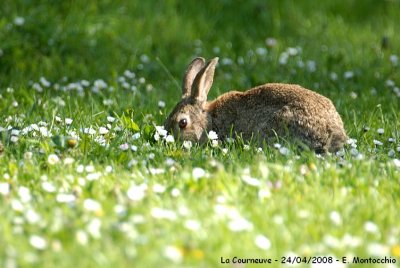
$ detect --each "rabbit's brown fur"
[164,57,347,153]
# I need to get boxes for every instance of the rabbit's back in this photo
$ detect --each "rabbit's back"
[207,83,347,152]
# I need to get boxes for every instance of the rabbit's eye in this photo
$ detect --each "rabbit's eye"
[178,119,187,129]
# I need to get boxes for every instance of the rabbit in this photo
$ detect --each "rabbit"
[164,57,347,153]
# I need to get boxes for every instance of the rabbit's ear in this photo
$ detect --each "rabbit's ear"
[191,57,219,103]
[182,57,206,98]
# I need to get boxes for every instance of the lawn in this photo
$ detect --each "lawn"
[0,1,400,267]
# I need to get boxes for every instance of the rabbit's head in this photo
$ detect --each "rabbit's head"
[164,57,219,143]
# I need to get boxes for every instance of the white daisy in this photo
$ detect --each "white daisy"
[29,235,47,250]
[254,234,271,250]
[208,130,218,140]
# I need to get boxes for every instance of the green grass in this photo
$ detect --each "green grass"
[1,0,400,267]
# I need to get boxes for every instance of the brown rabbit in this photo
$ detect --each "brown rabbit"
[164,57,347,153]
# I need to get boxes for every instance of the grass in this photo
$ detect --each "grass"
[1,0,400,267]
